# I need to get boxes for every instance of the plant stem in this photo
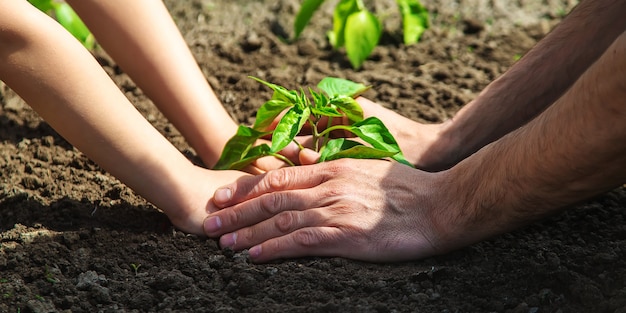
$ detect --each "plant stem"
[318,125,353,138]
[312,119,321,152]
[270,153,296,167]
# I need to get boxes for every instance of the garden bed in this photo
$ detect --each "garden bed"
[1,0,625,312]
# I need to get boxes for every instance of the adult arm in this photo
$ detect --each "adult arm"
[204,30,626,262]
[358,0,626,171]
[0,1,248,235]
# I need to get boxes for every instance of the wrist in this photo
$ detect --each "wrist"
[430,154,510,253]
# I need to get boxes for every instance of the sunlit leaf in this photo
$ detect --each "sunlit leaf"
[294,0,326,39]
[331,96,364,123]
[330,0,360,48]
[213,126,270,170]
[28,0,55,12]
[397,0,429,45]
[319,138,397,162]
[249,76,298,103]
[318,77,370,98]
[349,117,413,166]
[271,106,310,153]
[227,144,272,170]
[253,100,293,131]
[345,10,382,69]
[54,3,95,49]
[311,106,343,118]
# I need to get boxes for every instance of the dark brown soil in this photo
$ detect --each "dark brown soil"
[2,1,625,312]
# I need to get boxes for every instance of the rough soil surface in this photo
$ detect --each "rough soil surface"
[2,0,625,312]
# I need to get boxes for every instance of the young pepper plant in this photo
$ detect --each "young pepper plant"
[294,0,429,69]
[28,0,95,49]
[214,76,413,170]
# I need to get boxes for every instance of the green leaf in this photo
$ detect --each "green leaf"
[349,117,413,166]
[317,77,370,98]
[397,0,429,45]
[249,76,298,103]
[28,0,55,12]
[253,100,293,131]
[345,10,382,69]
[213,126,270,170]
[319,138,397,162]
[330,0,360,48]
[309,89,330,109]
[271,106,311,153]
[311,106,343,118]
[330,95,364,123]
[294,0,326,39]
[54,3,94,49]
[228,144,272,170]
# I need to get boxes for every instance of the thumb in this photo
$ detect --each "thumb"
[299,148,320,165]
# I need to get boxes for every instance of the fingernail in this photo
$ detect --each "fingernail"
[249,245,261,258]
[203,216,221,234]
[214,187,232,204]
[220,232,237,248]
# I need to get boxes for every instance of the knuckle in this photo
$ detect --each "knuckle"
[259,192,284,215]
[225,207,243,226]
[293,228,323,247]
[264,169,291,191]
[274,211,298,234]
[239,227,255,245]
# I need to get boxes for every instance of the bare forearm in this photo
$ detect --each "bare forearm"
[442,0,626,165]
[67,0,238,166]
[441,31,626,249]
[0,2,196,215]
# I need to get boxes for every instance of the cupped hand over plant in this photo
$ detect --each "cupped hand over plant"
[203,159,450,262]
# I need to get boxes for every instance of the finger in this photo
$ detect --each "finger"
[212,162,334,208]
[246,227,349,263]
[216,206,325,249]
[298,148,319,165]
[250,155,286,173]
[205,187,322,236]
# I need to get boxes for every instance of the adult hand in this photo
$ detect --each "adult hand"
[204,159,453,263]
[356,97,459,171]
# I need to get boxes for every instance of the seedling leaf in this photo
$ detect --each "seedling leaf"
[214,126,270,170]
[311,106,343,118]
[331,96,364,123]
[271,106,310,153]
[397,0,430,45]
[294,0,326,39]
[329,0,360,48]
[318,77,370,98]
[253,100,293,131]
[319,138,397,162]
[228,144,272,170]
[54,3,95,49]
[249,76,298,103]
[28,0,54,12]
[349,117,413,166]
[345,10,382,69]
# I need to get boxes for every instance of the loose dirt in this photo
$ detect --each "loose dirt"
[1,0,625,312]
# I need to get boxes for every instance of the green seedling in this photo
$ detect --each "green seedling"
[294,0,429,69]
[44,265,58,284]
[214,76,413,170]
[28,0,95,49]
[130,263,141,276]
